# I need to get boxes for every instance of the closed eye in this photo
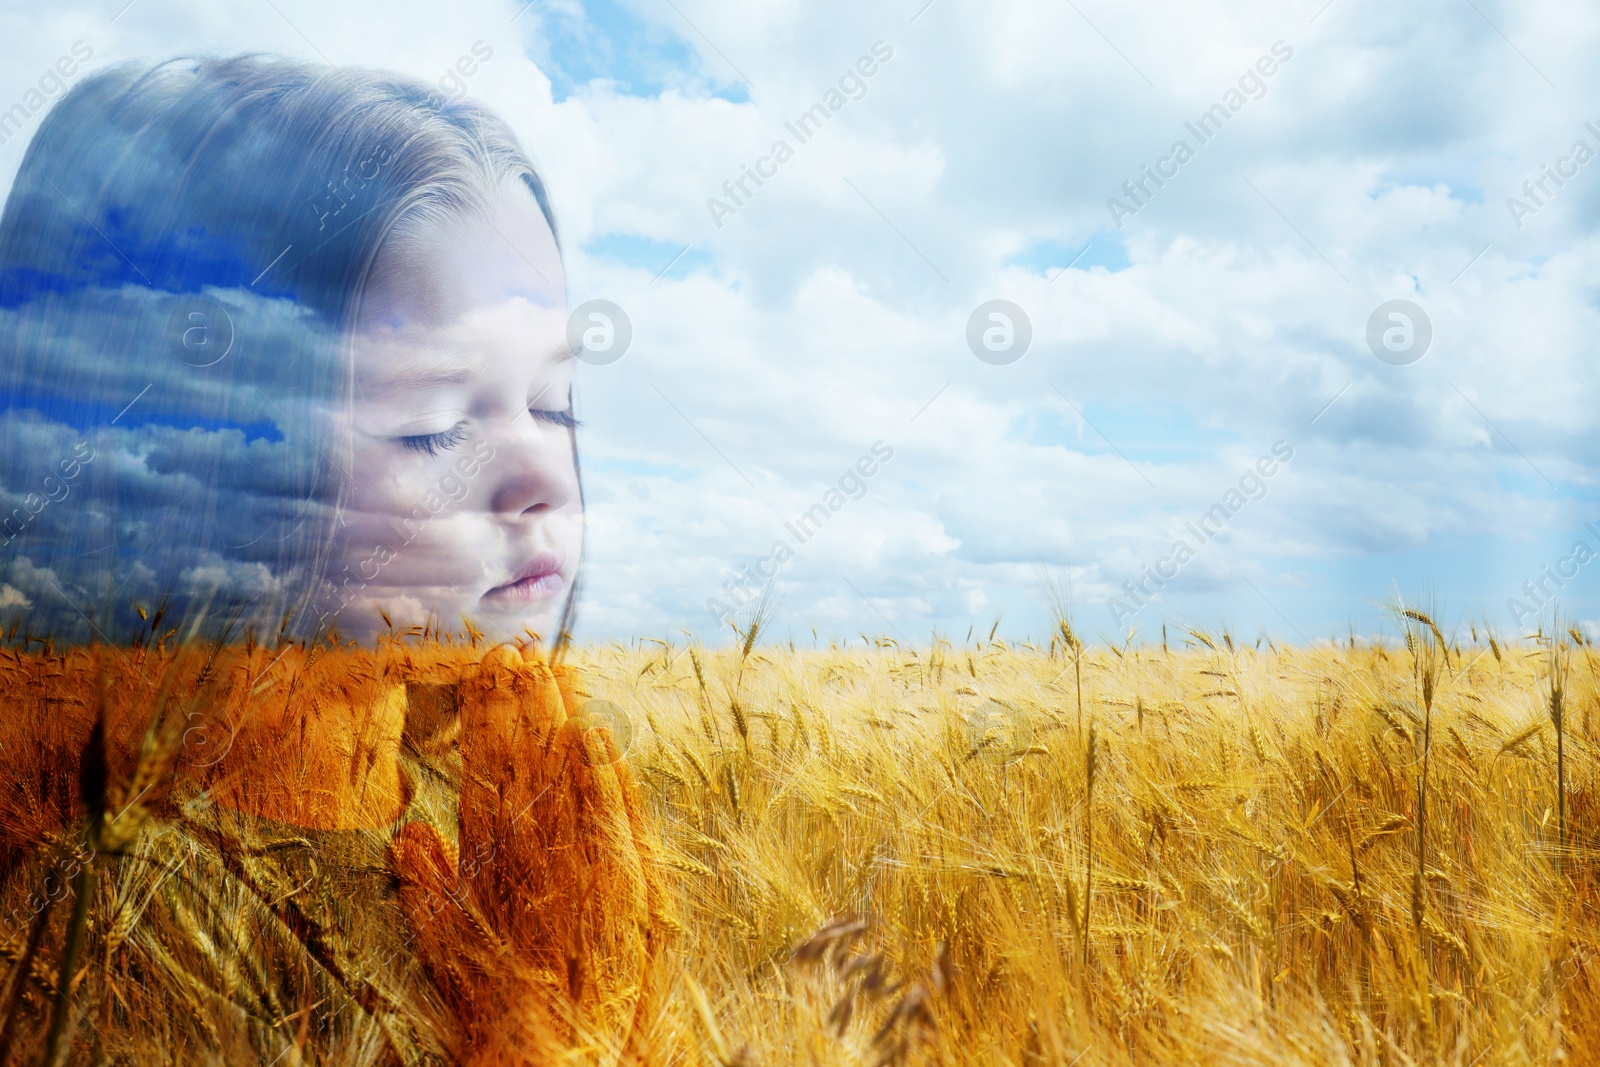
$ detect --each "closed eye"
[531,407,580,429]
[400,420,470,457]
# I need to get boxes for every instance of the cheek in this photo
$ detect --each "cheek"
[554,503,586,572]
[339,446,452,557]
[346,439,402,508]
[347,442,446,511]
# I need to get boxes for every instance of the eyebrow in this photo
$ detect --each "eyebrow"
[371,342,574,392]
[381,368,476,390]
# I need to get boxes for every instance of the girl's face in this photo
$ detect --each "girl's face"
[329,179,582,644]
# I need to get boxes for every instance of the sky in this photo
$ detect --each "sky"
[1,0,1597,648]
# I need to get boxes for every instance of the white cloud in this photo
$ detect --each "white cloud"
[3,0,1596,643]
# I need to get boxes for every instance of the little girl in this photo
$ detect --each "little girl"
[0,53,583,650]
[0,56,674,1064]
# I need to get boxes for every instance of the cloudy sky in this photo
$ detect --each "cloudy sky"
[3,0,1597,646]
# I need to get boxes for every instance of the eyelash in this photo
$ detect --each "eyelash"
[532,407,581,430]
[398,409,580,456]
[400,421,469,457]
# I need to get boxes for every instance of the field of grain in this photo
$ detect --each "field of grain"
[580,620,1599,1066]
[0,615,1596,1065]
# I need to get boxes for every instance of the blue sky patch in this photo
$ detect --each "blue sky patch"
[522,0,748,104]
[1013,402,1220,467]
[1005,232,1131,277]
[580,232,712,279]
[1,391,284,443]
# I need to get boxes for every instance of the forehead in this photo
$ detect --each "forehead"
[351,180,570,393]
[358,179,566,333]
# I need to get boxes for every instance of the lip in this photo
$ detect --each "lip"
[480,550,566,607]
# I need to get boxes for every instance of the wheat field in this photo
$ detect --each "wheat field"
[0,616,1596,1065]
[578,618,1598,1067]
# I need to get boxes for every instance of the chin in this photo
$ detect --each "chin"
[472,594,566,642]
[331,572,570,646]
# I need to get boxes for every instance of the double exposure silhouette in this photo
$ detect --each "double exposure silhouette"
[0,54,584,649]
[0,56,676,1065]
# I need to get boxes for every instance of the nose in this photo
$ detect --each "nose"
[486,411,577,518]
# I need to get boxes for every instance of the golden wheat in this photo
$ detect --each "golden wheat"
[0,631,1595,1065]
[576,633,1599,1066]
